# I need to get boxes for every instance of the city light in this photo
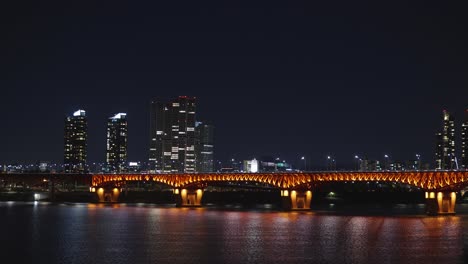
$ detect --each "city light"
[90,171,467,191]
[301,156,307,171]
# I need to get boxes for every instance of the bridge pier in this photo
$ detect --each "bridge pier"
[175,188,203,207]
[281,190,312,210]
[93,187,121,203]
[425,191,456,215]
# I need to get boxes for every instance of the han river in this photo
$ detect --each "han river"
[1,202,468,264]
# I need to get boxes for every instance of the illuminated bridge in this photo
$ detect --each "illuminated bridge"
[91,171,468,215]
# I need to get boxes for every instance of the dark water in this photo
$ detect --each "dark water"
[1,202,468,264]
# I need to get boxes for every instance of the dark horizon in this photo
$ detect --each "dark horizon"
[1,1,467,169]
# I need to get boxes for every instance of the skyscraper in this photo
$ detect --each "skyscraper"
[106,113,128,172]
[149,96,196,173]
[435,132,443,170]
[149,100,165,168]
[195,122,214,172]
[64,110,87,173]
[462,110,468,170]
[435,110,456,170]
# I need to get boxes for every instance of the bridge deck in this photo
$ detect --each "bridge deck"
[90,171,468,191]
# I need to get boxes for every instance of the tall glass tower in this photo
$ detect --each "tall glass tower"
[64,110,87,173]
[462,110,468,170]
[106,113,128,172]
[195,122,214,172]
[149,96,196,173]
[435,110,456,170]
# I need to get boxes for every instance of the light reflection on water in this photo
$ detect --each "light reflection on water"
[1,202,467,264]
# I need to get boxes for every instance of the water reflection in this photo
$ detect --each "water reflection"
[0,202,466,264]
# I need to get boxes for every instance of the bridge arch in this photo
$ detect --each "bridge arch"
[92,171,468,191]
[90,171,468,214]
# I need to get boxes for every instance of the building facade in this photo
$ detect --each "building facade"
[462,110,468,169]
[243,159,259,173]
[435,110,456,170]
[195,122,214,172]
[64,110,87,173]
[359,159,381,171]
[149,96,197,173]
[106,113,128,172]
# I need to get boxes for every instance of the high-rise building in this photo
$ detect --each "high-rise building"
[149,96,196,173]
[149,100,165,169]
[106,113,128,172]
[435,132,443,169]
[435,110,456,170]
[462,110,468,169]
[195,122,214,172]
[64,110,87,173]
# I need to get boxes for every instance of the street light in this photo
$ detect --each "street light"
[384,154,390,170]
[301,156,307,171]
[327,156,335,171]
[354,155,359,171]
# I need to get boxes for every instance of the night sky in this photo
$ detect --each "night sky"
[1,1,467,169]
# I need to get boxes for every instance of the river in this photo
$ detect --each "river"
[1,202,468,264]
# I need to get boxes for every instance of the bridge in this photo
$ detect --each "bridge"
[90,171,468,215]
[2,171,468,215]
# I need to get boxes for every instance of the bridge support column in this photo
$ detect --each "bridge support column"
[175,188,203,207]
[426,191,456,215]
[281,190,312,210]
[94,187,121,203]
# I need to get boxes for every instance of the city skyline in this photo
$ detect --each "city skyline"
[3,2,468,264]
[3,104,468,172]
[1,2,468,168]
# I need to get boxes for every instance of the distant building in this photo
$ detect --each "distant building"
[258,156,292,172]
[64,110,87,173]
[38,161,50,172]
[227,159,242,172]
[127,162,141,172]
[462,110,468,169]
[219,167,236,173]
[435,110,456,170]
[195,122,214,172]
[106,113,128,172]
[88,163,106,173]
[405,159,421,171]
[243,159,259,173]
[360,159,381,171]
[389,161,405,171]
[149,96,196,173]
[359,159,369,171]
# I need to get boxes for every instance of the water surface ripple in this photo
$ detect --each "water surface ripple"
[1,202,467,264]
